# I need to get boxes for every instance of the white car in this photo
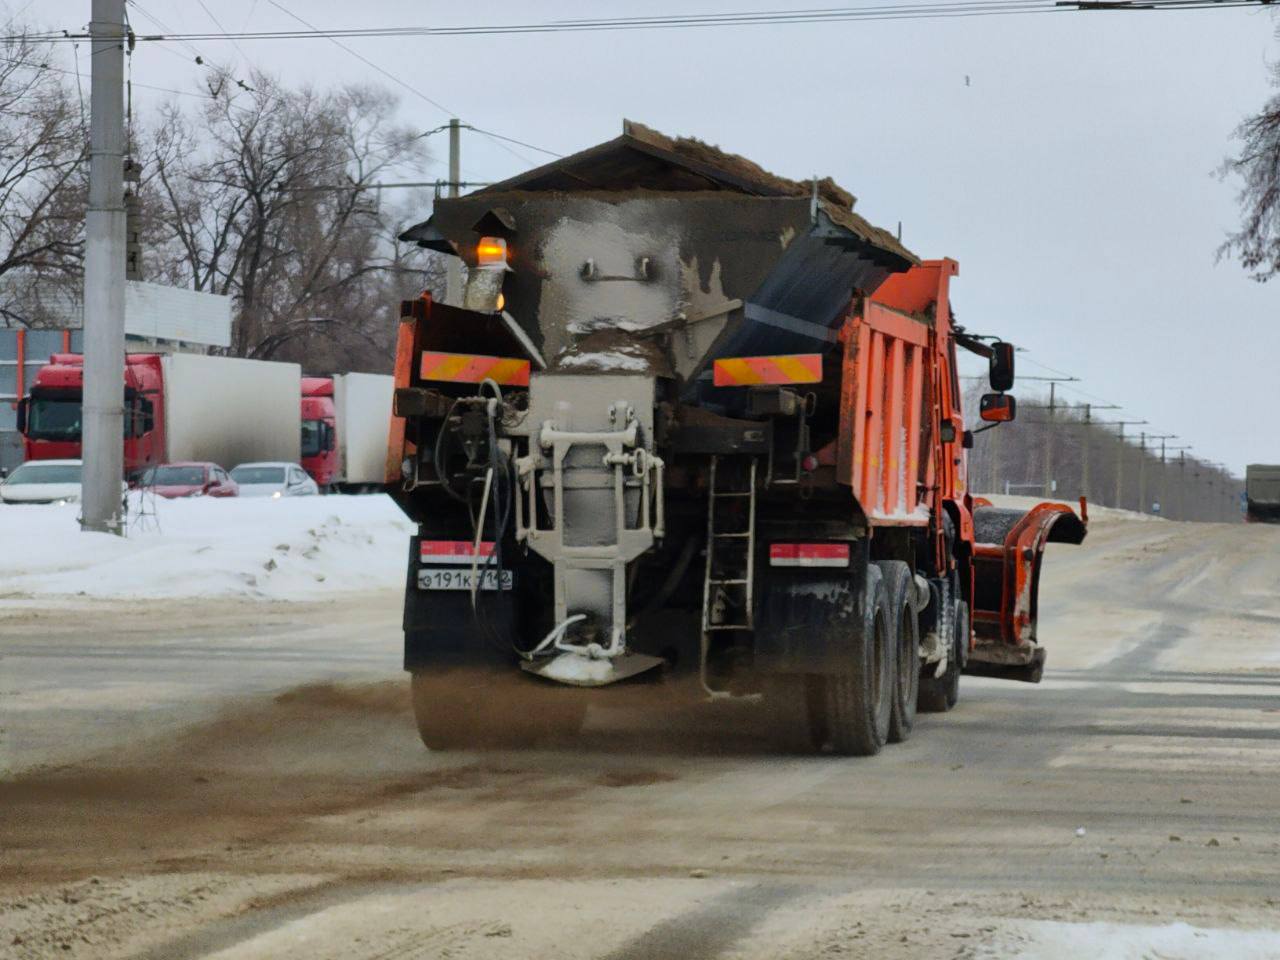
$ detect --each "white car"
[229,461,319,498]
[0,459,85,505]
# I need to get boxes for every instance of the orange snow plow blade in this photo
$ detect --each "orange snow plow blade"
[967,498,1088,683]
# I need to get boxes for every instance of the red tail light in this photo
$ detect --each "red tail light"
[769,543,850,568]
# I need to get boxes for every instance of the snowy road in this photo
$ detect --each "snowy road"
[2,512,1280,959]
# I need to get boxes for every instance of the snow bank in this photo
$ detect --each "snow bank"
[0,494,413,601]
[981,920,1280,960]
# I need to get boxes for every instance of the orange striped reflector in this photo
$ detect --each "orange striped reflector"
[419,351,530,386]
[713,353,822,387]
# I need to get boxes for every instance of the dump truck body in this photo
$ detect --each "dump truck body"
[1245,464,1280,523]
[387,123,1085,753]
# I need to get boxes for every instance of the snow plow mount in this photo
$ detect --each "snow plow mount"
[967,498,1088,683]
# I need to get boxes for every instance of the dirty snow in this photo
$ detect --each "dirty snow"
[871,503,932,523]
[556,350,651,372]
[0,494,411,601]
[981,919,1280,960]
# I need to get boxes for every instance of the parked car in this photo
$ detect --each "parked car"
[139,462,239,499]
[229,461,319,498]
[0,459,85,505]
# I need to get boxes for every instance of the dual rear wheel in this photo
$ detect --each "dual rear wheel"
[766,559,956,755]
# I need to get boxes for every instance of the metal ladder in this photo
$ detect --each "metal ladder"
[700,455,758,697]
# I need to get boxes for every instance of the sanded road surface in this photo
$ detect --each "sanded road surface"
[2,513,1279,958]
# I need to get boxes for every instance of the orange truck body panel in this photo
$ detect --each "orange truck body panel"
[836,259,963,539]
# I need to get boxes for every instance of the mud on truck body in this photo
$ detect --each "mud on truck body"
[387,122,1086,753]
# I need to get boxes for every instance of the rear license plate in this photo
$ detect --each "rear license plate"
[417,567,513,591]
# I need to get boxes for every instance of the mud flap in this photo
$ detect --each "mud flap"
[967,500,1087,682]
[754,540,871,675]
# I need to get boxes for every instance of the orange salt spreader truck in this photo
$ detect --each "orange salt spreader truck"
[385,122,1086,753]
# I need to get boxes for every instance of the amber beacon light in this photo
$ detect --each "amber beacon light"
[476,237,509,268]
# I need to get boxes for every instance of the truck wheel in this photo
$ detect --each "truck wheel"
[823,564,893,756]
[875,560,919,743]
[918,599,966,713]
[763,675,823,753]
[409,671,586,750]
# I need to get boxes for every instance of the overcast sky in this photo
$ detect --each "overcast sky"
[25,0,1280,472]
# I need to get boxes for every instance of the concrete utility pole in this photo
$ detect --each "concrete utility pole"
[81,0,127,535]
[1176,451,1187,520]
[444,118,463,305]
[1093,419,1146,510]
[1077,403,1120,505]
[1138,433,1176,514]
[1162,445,1192,519]
[1032,376,1077,498]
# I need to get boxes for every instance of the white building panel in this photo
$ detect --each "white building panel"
[126,282,231,348]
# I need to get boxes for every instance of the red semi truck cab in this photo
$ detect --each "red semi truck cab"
[300,376,338,488]
[19,353,163,478]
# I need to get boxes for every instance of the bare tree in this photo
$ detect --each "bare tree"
[1222,58,1280,280]
[0,28,87,326]
[142,69,433,370]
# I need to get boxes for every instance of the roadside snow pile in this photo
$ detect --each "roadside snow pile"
[981,920,1280,959]
[0,494,413,601]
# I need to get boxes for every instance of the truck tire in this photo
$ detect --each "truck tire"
[875,560,919,743]
[763,675,823,753]
[918,598,967,713]
[822,564,893,756]
[410,670,586,750]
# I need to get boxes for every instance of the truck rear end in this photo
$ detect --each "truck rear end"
[161,354,301,469]
[334,373,393,492]
[1245,464,1280,523]
[387,122,1085,753]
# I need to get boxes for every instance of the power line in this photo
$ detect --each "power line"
[265,0,456,119]
[193,0,252,68]
[466,126,563,159]
[9,0,1263,46]
[0,52,209,100]
[256,7,559,176]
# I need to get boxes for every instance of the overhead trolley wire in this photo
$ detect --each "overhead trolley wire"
[8,0,1265,46]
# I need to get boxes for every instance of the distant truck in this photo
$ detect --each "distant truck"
[300,373,394,492]
[19,352,301,479]
[1245,464,1280,523]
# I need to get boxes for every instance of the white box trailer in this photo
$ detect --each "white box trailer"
[334,372,393,488]
[163,354,301,469]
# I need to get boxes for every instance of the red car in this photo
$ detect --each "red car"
[139,462,239,499]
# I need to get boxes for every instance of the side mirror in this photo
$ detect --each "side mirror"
[980,392,1016,423]
[326,423,336,452]
[15,398,27,434]
[989,341,1015,392]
